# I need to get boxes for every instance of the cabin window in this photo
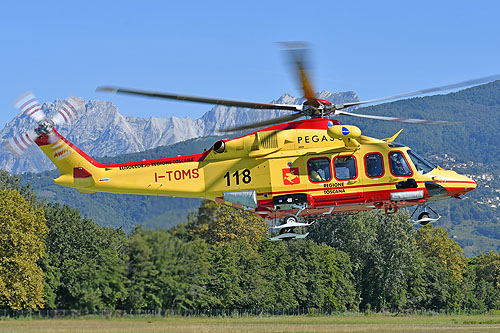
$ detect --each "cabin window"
[389,151,412,176]
[365,153,384,178]
[308,158,332,182]
[334,155,357,180]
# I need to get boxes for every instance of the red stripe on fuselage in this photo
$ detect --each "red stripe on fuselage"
[257,185,471,210]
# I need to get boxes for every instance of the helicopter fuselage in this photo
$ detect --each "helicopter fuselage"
[36,118,476,221]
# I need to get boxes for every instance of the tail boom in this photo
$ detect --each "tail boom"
[36,130,207,198]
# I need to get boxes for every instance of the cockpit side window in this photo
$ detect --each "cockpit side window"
[308,157,332,183]
[408,150,435,174]
[334,155,357,180]
[389,151,413,176]
[364,153,384,178]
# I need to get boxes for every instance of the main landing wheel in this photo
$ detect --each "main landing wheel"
[418,212,430,225]
[283,215,298,225]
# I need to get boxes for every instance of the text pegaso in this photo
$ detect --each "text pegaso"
[297,135,336,144]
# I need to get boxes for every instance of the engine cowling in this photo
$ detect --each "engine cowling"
[213,140,226,153]
[327,125,361,140]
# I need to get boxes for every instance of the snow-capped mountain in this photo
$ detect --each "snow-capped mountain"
[0,90,358,174]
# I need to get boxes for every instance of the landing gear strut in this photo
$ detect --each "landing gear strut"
[411,204,441,225]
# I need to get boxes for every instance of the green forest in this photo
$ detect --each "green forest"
[2,170,500,312]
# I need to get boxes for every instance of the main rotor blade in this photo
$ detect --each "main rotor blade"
[97,86,301,111]
[338,74,500,109]
[221,112,303,132]
[336,111,458,125]
[296,59,319,107]
[281,42,320,107]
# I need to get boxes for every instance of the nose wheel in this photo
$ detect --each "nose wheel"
[411,204,440,225]
[283,214,298,225]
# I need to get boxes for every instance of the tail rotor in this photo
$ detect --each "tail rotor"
[5,92,85,157]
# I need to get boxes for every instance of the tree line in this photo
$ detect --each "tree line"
[0,169,499,312]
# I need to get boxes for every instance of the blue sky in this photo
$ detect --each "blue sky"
[1,0,500,128]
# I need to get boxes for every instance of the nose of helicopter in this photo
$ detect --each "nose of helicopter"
[458,175,477,195]
[431,171,477,197]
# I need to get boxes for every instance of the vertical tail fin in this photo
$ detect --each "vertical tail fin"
[35,130,104,189]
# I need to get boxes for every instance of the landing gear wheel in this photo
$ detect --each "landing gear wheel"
[410,205,441,225]
[283,215,298,225]
[418,212,430,225]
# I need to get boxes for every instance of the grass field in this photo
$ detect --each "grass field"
[2,314,500,332]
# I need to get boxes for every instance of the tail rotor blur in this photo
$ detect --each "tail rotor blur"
[13,92,47,122]
[52,97,84,126]
[5,130,39,157]
[5,92,85,157]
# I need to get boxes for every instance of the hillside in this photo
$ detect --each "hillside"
[20,81,500,255]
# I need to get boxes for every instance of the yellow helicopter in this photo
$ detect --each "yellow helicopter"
[7,46,496,240]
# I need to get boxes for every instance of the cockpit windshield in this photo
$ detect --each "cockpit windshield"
[408,150,435,174]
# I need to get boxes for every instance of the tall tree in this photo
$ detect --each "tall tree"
[415,225,467,283]
[208,241,249,309]
[415,225,467,310]
[474,251,500,289]
[41,203,127,310]
[0,169,37,204]
[0,189,48,309]
[125,227,215,310]
[123,226,162,310]
[310,211,423,311]
[188,200,268,248]
[285,240,358,310]
[463,252,500,310]
[258,241,298,309]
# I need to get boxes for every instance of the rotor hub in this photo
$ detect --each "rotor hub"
[302,99,333,118]
[35,120,54,135]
